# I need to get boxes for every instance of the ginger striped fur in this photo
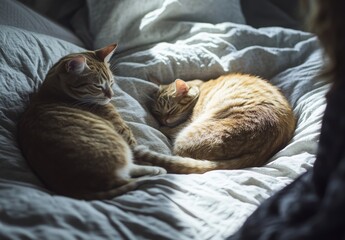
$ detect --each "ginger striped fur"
[134,73,296,174]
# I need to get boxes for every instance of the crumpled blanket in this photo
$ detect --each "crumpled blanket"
[0,0,332,238]
[229,82,345,239]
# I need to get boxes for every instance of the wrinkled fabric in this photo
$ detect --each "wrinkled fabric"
[0,1,331,238]
[228,83,345,240]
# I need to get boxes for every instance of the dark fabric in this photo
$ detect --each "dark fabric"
[240,0,302,30]
[228,82,345,240]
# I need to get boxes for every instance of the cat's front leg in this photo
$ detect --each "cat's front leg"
[108,116,137,147]
[116,124,137,147]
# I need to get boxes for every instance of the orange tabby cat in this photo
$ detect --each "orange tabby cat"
[134,73,296,173]
[18,44,166,200]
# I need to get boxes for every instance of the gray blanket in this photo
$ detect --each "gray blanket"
[0,0,329,239]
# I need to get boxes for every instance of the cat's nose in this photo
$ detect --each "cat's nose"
[162,117,173,126]
[103,88,114,99]
[161,117,168,126]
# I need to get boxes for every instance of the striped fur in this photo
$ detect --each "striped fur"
[18,44,166,200]
[135,73,296,174]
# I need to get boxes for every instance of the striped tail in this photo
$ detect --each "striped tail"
[133,145,263,174]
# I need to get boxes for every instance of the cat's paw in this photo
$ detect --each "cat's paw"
[132,145,149,159]
[127,138,137,147]
[151,166,167,175]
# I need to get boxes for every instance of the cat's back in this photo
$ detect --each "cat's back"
[199,73,285,103]
[195,73,292,117]
[187,72,296,154]
[18,101,119,160]
[20,102,112,134]
[173,73,296,163]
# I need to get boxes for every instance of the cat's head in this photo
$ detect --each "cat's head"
[152,79,200,127]
[42,44,117,105]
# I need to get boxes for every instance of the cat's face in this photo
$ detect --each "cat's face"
[46,44,117,105]
[152,79,199,127]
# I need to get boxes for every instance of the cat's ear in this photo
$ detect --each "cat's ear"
[66,56,86,74]
[95,43,117,63]
[175,79,189,97]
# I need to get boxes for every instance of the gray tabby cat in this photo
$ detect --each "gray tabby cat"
[18,44,166,200]
[134,73,296,173]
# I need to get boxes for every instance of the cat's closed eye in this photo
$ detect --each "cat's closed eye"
[72,83,89,89]
[93,84,103,90]
[167,106,178,115]
[152,109,162,116]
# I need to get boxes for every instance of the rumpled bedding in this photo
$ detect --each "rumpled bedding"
[0,0,329,239]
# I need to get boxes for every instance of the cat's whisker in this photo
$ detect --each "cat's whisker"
[111,62,118,68]
[110,61,121,73]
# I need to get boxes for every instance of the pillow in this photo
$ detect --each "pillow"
[0,0,84,46]
[69,0,246,51]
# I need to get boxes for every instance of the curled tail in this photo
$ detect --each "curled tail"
[133,145,265,174]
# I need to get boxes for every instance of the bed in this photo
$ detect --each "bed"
[0,0,329,239]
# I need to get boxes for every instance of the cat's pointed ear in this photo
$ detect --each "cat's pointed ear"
[95,43,117,63]
[66,56,86,74]
[175,79,189,97]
